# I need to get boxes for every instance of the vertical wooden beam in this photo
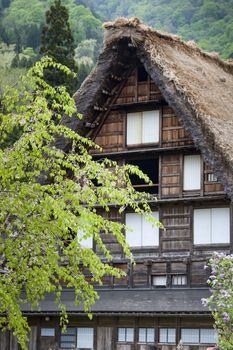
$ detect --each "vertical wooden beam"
[135,68,138,103]
[189,205,194,255]
[176,316,181,346]
[158,155,162,200]
[159,106,163,148]
[147,74,150,101]
[179,154,183,198]
[200,156,204,197]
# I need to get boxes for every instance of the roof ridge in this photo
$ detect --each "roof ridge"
[103,17,233,73]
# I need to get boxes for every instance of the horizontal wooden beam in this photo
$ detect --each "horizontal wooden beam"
[110,99,168,110]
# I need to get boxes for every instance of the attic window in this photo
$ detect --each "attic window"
[128,158,159,194]
[183,155,201,190]
[138,66,148,82]
[127,110,160,145]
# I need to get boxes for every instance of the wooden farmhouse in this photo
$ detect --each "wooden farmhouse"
[1,17,233,350]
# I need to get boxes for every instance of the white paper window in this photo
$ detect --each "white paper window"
[194,208,230,244]
[41,328,55,337]
[172,275,187,286]
[77,328,94,348]
[181,328,199,343]
[127,112,141,145]
[200,329,217,344]
[126,212,159,248]
[159,328,176,343]
[118,328,134,342]
[127,110,159,145]
[152,275,167,287]
[181,328,217,344]
[183,155,201,190]
[139,328,155,342]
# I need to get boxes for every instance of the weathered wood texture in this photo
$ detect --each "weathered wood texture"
[0,316,214,350]
[92,69,193,154]
[204,162,224,193]
[160,204,191,251]
[97,327,114,350]
[161,155,181,198]
[160,154,224,198]
[94,110,124,153]
[161,106,193,148]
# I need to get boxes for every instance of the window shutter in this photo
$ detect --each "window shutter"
[127,112,141,145]
[77,328,93,348]
[211,208,230,243]
[141,211,159,246]
[183,155,201,190]
[142,110,159,143]
[194,209,211,244]
[126,213,142,247]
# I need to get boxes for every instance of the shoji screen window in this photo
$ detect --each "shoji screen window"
[183,155,201,190]
[127,110,160,145]
[159,328,176,343]
[181,328,217,344]
[60,328,94,349]
[138,328,155,343]
[77,328,94,349]
[118,328,134,342]
[194,207,230,244]
[126,212,159,248]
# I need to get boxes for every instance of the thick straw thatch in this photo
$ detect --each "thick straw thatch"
[70,18,233,200]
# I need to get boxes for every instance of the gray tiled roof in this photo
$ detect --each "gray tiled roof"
[22,288,210,315]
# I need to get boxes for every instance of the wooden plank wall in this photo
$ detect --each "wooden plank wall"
[161,107,193,148]
[160,205,191,252]
[10,316,214,350]
[160,154,224,198]
[161,155,181,198]
[92,70,193,153]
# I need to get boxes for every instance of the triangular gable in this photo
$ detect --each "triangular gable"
[68,17,233,200]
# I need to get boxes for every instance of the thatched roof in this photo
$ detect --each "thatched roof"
[69,18,233,200]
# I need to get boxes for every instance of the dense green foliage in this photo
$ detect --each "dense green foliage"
[202,253,233,349]
[91,0,233,59]
[0,57,159,349]
[0,0,233,86]
[40,0,78,93]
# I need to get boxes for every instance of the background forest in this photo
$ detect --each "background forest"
[1,0,233,89]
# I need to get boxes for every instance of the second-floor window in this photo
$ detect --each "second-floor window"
[126,212,159,248]
[126,110,160,145]
[183,155,201,191]
[194,207,230,244]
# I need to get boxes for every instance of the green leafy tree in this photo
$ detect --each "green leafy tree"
[202,252,233,349]
[0,57,159,349]
[40,0,78,93]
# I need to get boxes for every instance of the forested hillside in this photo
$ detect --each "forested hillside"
[91,0,233,59]
[0,0,233,88]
